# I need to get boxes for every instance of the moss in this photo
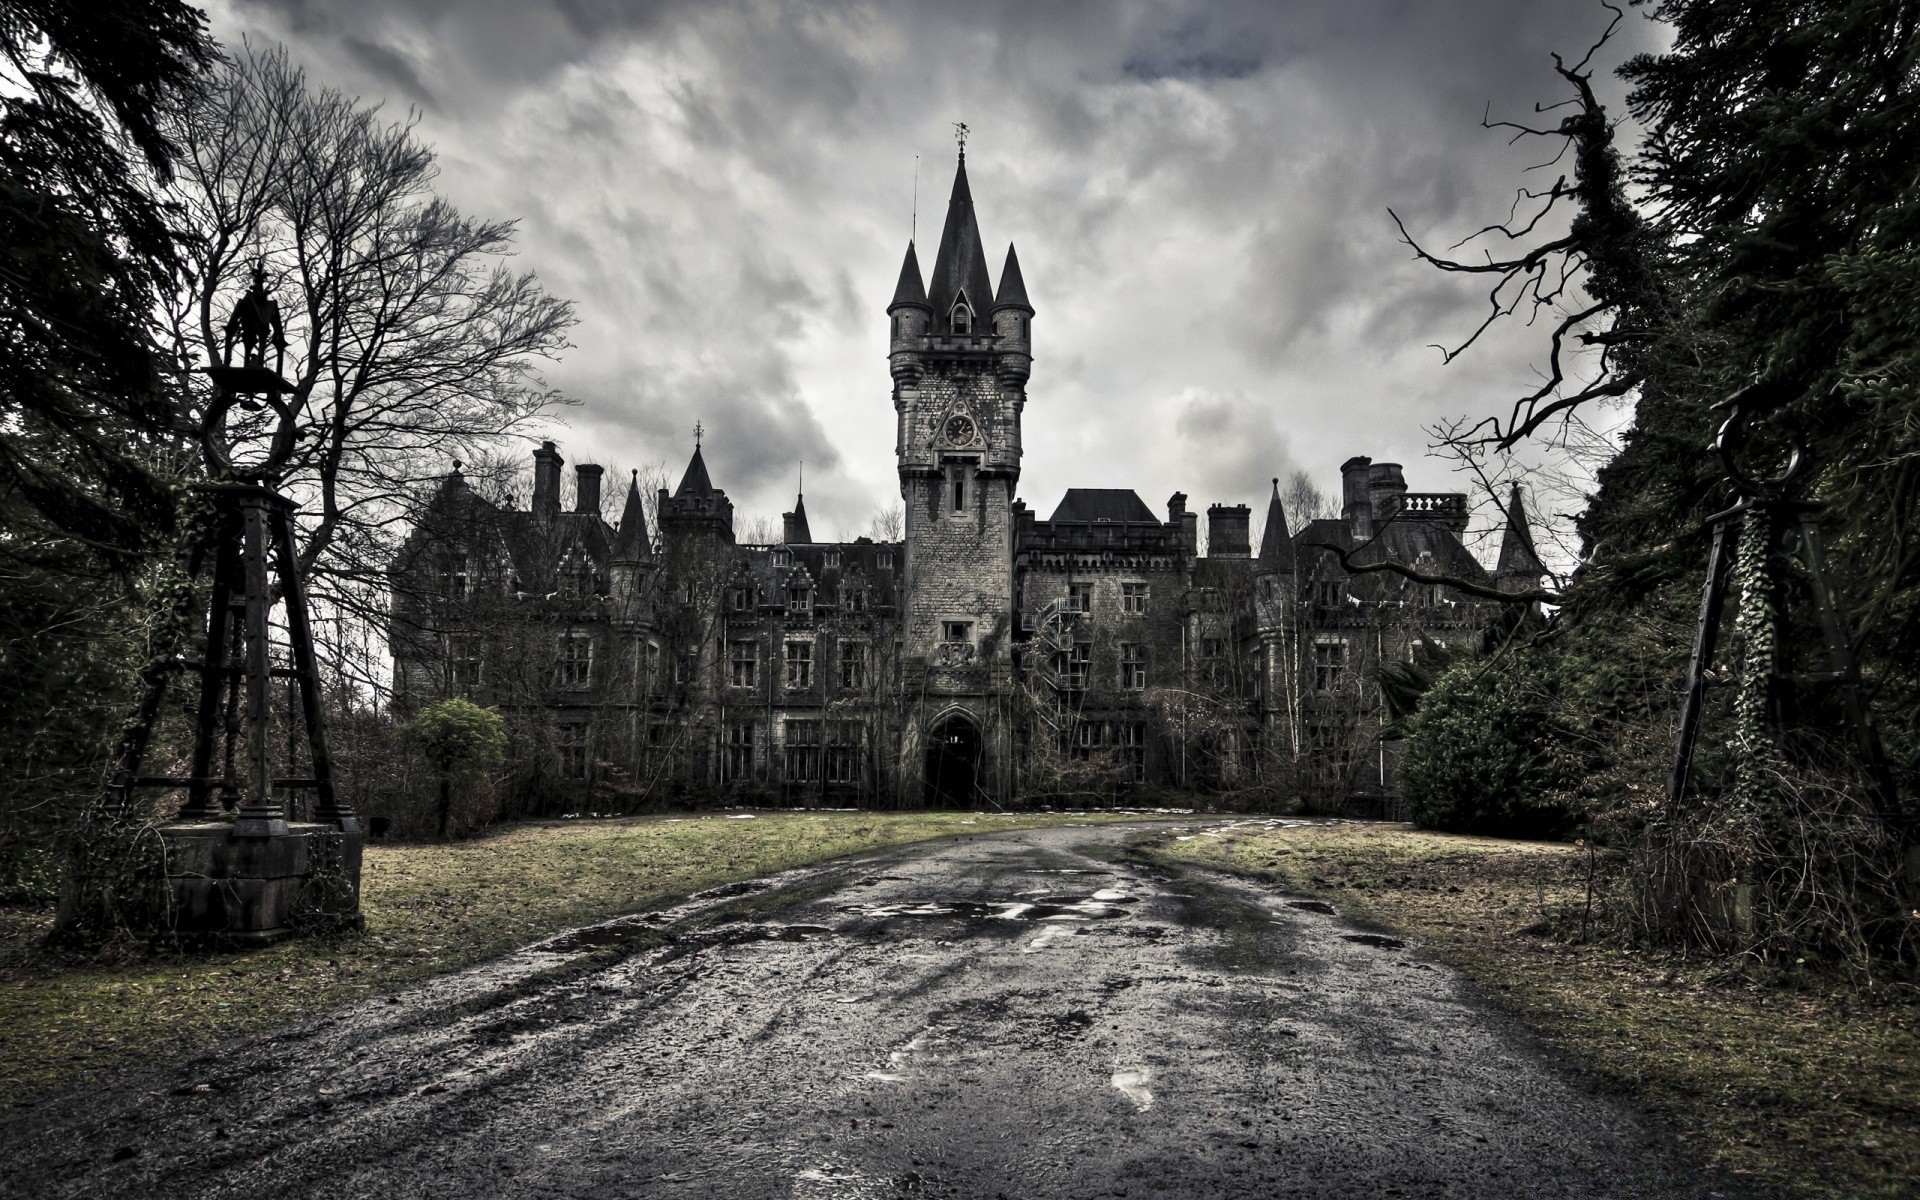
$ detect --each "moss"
[1141,821,1920,1200]
[0,808,1166,1105]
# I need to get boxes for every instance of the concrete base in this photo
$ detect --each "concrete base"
[158,820,364,944]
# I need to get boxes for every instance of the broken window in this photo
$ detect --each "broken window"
[1066,582,1093,613]
[1313,636,1348,691]
[941,620,973,643]
[785,640,813,689]
[730,640,758,688]
[557,722,588,780]
[1121,582,1149,614]
[1119,643,1147,690]
[555,632,593,689]
[726,721,756,781]
[784,719,821,783]
[840,641,868,690]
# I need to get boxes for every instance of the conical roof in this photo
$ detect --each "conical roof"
[1496,484,1545,579]
[889,240,929,311]
[993,243,1031,312]
[785,491,813,544]
[1258,478,1295,572]
[674,443,714,498]
[612,470,652,560]
[925,153,996,334]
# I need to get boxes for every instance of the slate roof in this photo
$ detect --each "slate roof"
[611,471,652,561]
[674,444,714,498]
[925,153,996,334]
[1496,485,1545,579]
[1293,517,1490,597]
[1257,478,1294,572]
[1047,488,1159,524]
[993,243,1031,312]
[889,241,929,310]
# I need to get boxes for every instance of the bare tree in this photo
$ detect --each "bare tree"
[867,501,904,542]
[162,45,575,625]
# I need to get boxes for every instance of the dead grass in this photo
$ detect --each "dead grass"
[1146,820,1920,1200]
[0,808,1161,1106]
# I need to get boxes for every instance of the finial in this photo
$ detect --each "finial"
[631,468,638,480]
[798,458,804,498]
[954,121,969,159]
[694,419,704,448]
[452,459,463,473]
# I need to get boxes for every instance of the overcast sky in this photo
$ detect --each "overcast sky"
[209,0,1660,547]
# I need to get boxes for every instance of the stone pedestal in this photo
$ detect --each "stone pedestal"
[158,820,365,945]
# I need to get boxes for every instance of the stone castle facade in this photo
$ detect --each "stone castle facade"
[389,152,1543,811]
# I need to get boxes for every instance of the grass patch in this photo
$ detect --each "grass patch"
[0,808,1162,1105]
[1141,820,1920,1200]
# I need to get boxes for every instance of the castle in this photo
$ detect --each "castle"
[389,150,1543,811]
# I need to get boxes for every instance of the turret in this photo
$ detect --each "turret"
[888,240,931,361]
[1495,484,1546,594]
[1257,477,1296,576]
[783,489,813,544]
[609,470,655,624]
[657,435,735,548]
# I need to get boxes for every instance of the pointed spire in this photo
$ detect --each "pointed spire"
[925,150,996,334]
[1258,477,1296,573]
[783,490,813,545]
[674,440,713,498]
[993,242,1032,313]
[612,469,652,561]
[889,240,930,311]
[1496,484,1545,581]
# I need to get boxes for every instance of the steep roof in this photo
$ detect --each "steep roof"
[1048,488,1158,524]
[925,152,996,334]
[889,240,930,311]
[674,443,714,498]
[611,470,652,561]
[785,491,813,544]
[993,243,1031,312]
[1257,478,1295,572]
[1496,485,1545,580]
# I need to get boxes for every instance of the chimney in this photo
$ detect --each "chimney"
[1168,492,1198,556]
[532,441,563,516]
[1367,462,1407,522]
[574,463,603,514]
[1206,504,1251,558]
[1340,455,1373,539]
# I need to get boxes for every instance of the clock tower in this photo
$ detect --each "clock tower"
[888,143,1033,805]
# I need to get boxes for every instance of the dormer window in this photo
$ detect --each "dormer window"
[824,551,841,570]
[773,548,792,568]
[950,291,973,334]
[788,585,812,613]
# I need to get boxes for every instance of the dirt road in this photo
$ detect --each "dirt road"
[0,821,1731,1198]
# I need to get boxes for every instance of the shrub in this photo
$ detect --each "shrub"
[1398,650,1575,838]
[401,698,507,838]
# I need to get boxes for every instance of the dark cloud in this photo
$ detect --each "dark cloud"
[208,0,1659,540]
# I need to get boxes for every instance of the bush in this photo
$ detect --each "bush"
[1398,650,1576,839]
[401,699,506,838]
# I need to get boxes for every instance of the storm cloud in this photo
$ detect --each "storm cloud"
[213,0,1658,542]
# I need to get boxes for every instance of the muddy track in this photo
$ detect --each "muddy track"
[0,821,1745,1198]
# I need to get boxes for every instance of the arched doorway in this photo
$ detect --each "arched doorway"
[924,712,982,808]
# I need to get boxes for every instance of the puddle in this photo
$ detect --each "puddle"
[1342,933,1406,950]
[837,893,1135,922]
[1285,900,1338,915]
[1110,1068,1154,1112]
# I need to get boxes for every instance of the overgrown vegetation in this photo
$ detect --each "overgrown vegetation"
[1389,0,1920,968]
[1146,821,1920,1199]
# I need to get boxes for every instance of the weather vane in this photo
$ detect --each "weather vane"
[953,121,969,156]
[694,419,704,448]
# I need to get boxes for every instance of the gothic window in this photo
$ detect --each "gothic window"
[557,554,593,600]
[951,297,972,333]
[1119,643,1148,690]
[726,721,756,781]
[1121,583,1149,614]
[784,719,821,783]
[1313,636,1348,691]
[825,721,861,784]
[941,620,973,643]
[840,641,868,690]
[556,632,594,689]
[446,632,482,694]
[1066,582,1092,613]
[557,722,589,780]
[730,640,758,688]
[1119,722,1146,782]
[785,640,813,689]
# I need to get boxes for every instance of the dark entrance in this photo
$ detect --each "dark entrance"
[924,713,982,808]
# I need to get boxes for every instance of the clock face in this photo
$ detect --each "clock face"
[944,414,976,445]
